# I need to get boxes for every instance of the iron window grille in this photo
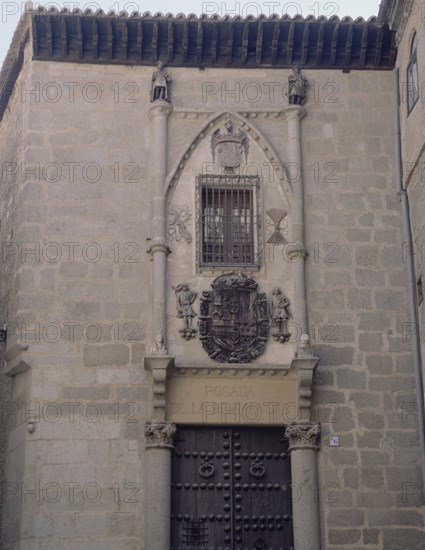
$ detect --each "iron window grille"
[198,174,260,268]
[407,33,419,115]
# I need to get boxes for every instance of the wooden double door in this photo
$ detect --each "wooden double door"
[171,426,294,550]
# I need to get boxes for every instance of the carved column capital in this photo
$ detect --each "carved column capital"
[145,420,176,449]
[282,105,307,122]
[149,99,173,118]
[147,238,172,256]
[285,422,321,452]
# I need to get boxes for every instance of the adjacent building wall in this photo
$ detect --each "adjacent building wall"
[0,36,34,550]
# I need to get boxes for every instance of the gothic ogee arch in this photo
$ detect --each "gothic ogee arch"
[164,110,294,208]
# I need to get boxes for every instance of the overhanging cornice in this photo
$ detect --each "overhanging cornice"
[27,8,396,70]
[0,7,399,123]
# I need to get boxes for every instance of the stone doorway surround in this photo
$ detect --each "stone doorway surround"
[144,353,321,550]
[144,98,321,549]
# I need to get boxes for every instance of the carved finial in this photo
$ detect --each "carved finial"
[297,333,313,358]
[288,65,309,105]
[151,60,172,102]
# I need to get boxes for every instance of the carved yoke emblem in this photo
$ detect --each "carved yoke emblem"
[199,273,269,363]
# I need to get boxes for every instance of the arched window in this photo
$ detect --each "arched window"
[407,32,419,114]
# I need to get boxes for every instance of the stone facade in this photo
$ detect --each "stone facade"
[0,2,424,549]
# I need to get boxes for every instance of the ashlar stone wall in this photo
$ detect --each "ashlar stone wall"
[0,40,424,549]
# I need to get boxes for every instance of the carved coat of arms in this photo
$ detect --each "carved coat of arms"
[211,120,248,173]
[199,273,269,363]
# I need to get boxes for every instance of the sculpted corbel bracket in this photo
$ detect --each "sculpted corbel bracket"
[290,335,319,421]
[3,342,31,376]
[144,420,176,449]
[144,355,175,421]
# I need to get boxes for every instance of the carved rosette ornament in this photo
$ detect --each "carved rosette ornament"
[284,422,321,452]
[144,421,176,449]
[199,273,269,363]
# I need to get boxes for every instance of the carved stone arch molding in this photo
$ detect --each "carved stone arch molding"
[164,111,294,207]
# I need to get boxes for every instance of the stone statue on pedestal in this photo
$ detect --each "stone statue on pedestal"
[288,66,308,105]
[151,60,172,102]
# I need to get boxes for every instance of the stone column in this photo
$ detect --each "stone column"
[144,420,176,550]
[285,422,321,550]
[282,106,308,338]
[148,100,173,345]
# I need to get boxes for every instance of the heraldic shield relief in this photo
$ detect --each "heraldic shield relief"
[199,273,269,363]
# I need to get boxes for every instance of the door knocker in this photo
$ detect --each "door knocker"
[249,458,265,478]
[199,460,215,478]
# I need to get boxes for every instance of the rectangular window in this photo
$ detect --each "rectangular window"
[407,37,419,114]
[199,174,259,267]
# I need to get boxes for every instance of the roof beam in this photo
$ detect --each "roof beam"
[226,23,233,64]
[344,23,354,66]
[106,17,113,59]
[47,16,53,56]
[167,20,173,62]
[359,25,368,66]
[122,19,128,59]
[137,20,143,59]
[375,26,384,66]
[256,21,264,65]
[91,18,98,58]
[271,21,280,65]
[330,23,339,65]
[60,16,67,57]
[301,23,310,65]
[32,17,39,56]
[183,21,189,62]
[152,20,158,62]
[242,22,249,64]
[197,20,203,64]
[315,21,325,65]
[211,22,217,64]
[286,21,295,64]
